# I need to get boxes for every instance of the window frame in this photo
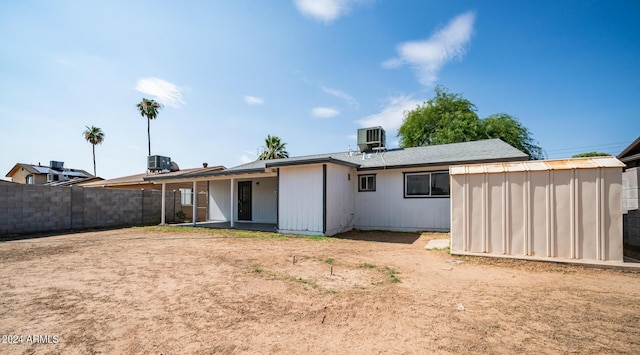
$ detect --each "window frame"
[403,171,450,198]
[358,174,376,192]
[179,188,193,206]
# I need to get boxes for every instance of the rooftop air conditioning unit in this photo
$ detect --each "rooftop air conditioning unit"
[148,155,172,171]
[50,161,64,170]
[357,126,386,153]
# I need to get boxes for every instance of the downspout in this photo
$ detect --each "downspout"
[323,164,327,235]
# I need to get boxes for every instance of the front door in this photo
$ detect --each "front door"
[238,181,252,221]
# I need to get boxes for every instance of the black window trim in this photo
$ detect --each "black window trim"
[403,171,450,198]
[358,173,376,192]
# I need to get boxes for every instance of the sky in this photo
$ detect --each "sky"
[1,0,638,180]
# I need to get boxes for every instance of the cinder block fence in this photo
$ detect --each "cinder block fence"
[0,184,178,236]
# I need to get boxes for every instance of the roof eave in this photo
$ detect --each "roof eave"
[356,155,529,171]
[265,157,360,169]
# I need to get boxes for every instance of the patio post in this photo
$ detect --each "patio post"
[192,180,197,227]
[161,182,166,225]
[230,178,234,228]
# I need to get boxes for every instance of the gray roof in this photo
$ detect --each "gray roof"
[151,139,527,181]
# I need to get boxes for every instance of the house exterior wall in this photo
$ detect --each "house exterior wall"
[209,180,231,221]
[353,167,451,232]
[10,169,46,184]
[622,167,639,213]
[450,163,623,263]
[278,164,324,235]
[325,164,356,236]
[237,177,277,223]
[622,167,640,250]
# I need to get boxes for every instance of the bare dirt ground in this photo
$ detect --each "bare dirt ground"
[1,227,639,354]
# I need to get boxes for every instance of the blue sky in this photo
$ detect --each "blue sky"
[1,0,638,180]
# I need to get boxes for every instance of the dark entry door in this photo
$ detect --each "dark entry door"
[238,181,252,221]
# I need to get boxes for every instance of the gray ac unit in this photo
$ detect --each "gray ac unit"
[50,161,64,170]
[357,127,386,153]
[148,155,172,171]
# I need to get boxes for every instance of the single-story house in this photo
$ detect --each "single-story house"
[145,134,528,236]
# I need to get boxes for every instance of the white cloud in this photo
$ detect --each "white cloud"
[239,154,254,163]
[293,0,368,23]
[135,77,185,108]
[311,107,340,118]
[383,11,476,86]
[239,150,258,163]
[357,96,421,130]
[243,95,265,105]
[322,87,359,109]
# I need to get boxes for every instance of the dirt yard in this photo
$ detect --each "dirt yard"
[1,227,639,354]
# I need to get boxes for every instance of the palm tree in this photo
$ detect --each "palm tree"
[258,134,289,160]
[83,125,105,176]
[136,98,163,156]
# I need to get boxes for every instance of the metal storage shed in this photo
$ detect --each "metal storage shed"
[450,157,625,264]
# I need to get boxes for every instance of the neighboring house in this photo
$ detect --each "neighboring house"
[5,161,96,186]
[145,129,528,236]
[618,136,640,169]
[82,164,225,222]
[619,136,640,250]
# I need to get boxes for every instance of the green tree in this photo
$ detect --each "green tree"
[83,125,105,176]
[398,86,544,160]
[258,135,289,160]
[136,98,163,156]
[398,86,480,147]
[572,152,611,158]
[481,113,544,160]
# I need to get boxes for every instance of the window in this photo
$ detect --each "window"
[358,174,376,192]
[180,188,192,205]
[25,174,34,184]
[404,172,449,197]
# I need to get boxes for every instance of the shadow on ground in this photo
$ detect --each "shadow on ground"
[335,230,422,244]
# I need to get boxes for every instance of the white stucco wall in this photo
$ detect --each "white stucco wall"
[278,164,324,235]
[353,167,451,232]
[209,180,231,221]
[245,177,277,223]
[325,164,356,236]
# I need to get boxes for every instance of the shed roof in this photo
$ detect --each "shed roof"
[450,156,625,175]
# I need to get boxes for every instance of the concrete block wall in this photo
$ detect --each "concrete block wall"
[0,184,178,236]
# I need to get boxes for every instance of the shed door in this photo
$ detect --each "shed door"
[238,181,252,221]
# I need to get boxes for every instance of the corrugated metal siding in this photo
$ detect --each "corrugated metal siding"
[325,165,355,236]
[249,177,277,223]
[354,168,450,232]
[450,157,624,263]
[209,180,230,221]
[278,165,324,235]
